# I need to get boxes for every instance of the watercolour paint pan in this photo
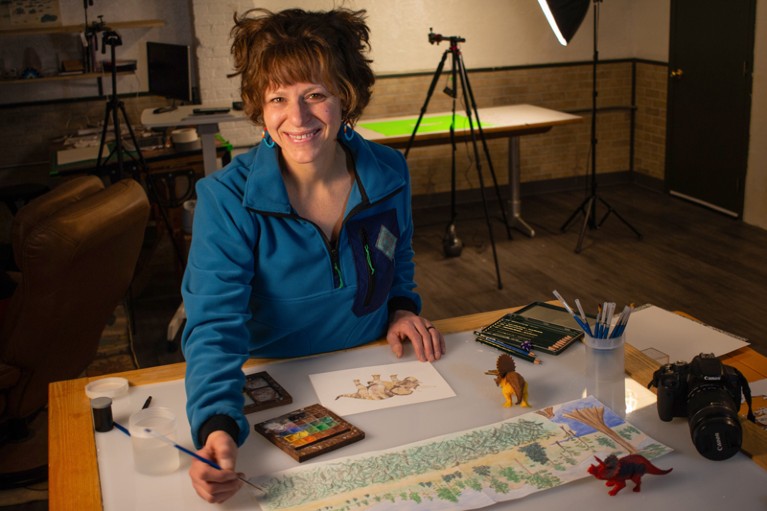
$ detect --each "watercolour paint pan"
[242,371,293,414]
[254,403,364,462]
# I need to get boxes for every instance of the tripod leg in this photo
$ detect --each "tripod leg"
[596,196,643,239]
[477,179,503,289]
[475,117,513,240]
[456,51,503,289]
[404,50,449,158]
[574,196,595,254]
[560,194,592,232]
[96,102,113,169]
[448,53,459,229]
[458,53,513,240]
[113,100,189,267]
[145,175,188,269]
[118,101,147,172]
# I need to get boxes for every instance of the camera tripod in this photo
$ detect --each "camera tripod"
[95,28,186,268]
[96,29,144,183]
[405,30,511,289]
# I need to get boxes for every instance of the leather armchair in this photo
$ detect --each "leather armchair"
[0,175,150,487]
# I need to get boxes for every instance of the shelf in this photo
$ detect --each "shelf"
[0,71,134,85]
[0,19,165,37]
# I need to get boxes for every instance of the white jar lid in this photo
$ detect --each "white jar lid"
[85,377,129,399]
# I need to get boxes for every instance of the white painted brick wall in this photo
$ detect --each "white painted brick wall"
[191,0,260,148]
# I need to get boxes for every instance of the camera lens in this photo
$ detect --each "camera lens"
[687,386,742,460]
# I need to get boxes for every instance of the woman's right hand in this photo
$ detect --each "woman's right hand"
[189,430,243,503]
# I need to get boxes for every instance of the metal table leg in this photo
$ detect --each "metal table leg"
[198,123,220,176]
[508,136,535,237]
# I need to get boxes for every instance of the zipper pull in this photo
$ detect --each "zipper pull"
[361,228,376,276]
[331,248,344,288]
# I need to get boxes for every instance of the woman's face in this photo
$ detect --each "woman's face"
[262,81,344,170]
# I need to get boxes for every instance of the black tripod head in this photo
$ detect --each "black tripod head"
[428,29,465,47]
[84,16,106,47]
[101,29,122,52]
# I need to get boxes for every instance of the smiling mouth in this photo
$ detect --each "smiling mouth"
[285,129,320,142]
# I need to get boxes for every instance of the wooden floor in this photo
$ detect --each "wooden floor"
[91,182,767,375]
[411,184,767,358]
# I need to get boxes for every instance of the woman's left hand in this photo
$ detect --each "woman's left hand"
[386,310,446,362]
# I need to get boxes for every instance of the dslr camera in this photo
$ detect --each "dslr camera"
[648,353,754,460]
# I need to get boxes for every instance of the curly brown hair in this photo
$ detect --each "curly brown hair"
[229,8,375,126]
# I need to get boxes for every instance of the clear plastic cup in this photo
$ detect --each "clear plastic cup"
[584,333,626,417]
[128,406,180,475]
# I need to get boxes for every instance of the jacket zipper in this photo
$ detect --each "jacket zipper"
[360,227,376,305]
[330,246,344,289]
[280,181,401,290]
[289,216,344,289]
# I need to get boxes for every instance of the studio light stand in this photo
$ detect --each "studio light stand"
[557,0,642,253]
[405,30,511,290]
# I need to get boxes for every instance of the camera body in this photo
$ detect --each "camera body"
[650,353,747,460]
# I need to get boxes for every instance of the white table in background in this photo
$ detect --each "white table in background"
[141,106,249,175]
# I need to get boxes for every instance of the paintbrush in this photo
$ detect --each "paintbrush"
[143,427,266,495]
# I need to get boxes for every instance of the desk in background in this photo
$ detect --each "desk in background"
[49,307,767,511]
[140,104,579,236]
[51,144,231,179]
[140,106,249,176]
[357,104,582,237]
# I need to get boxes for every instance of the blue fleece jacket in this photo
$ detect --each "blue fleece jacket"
[181,128,421,448]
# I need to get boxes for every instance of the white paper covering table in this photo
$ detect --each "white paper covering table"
[49,308,767,511]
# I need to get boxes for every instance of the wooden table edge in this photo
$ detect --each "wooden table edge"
[48,306,767,510]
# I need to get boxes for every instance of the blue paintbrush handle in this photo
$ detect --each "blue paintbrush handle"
[173,442,223,470]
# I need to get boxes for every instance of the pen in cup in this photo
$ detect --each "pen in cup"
[552,291,633,339]
[553,290,593,336]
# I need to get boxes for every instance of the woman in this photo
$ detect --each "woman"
[181,7,445,503]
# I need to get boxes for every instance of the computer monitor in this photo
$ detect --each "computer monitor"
[146,41,193,113]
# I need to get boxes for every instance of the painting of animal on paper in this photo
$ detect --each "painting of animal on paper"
[310,361,456,416]
[336,374,421,401]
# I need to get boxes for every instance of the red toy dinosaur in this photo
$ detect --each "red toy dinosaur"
[587,454,672,496]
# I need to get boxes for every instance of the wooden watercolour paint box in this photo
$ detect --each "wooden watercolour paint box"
[254,403,364,462]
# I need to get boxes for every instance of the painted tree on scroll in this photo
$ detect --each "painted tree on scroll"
[535,406,554,420]
[562,405,637,454]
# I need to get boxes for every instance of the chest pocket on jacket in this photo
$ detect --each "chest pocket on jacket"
[346,209,399,317]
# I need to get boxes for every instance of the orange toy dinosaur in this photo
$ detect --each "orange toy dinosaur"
[485,354,529,408]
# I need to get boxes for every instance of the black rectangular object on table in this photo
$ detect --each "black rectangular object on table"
[242,371,293,414]
[475,302,585,355]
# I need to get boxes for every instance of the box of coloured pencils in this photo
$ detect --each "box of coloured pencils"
[475,302,584,356]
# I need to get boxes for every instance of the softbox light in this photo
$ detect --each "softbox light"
[537,0,590,46]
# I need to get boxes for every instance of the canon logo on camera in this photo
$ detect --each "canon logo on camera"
[715,432,724,452]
